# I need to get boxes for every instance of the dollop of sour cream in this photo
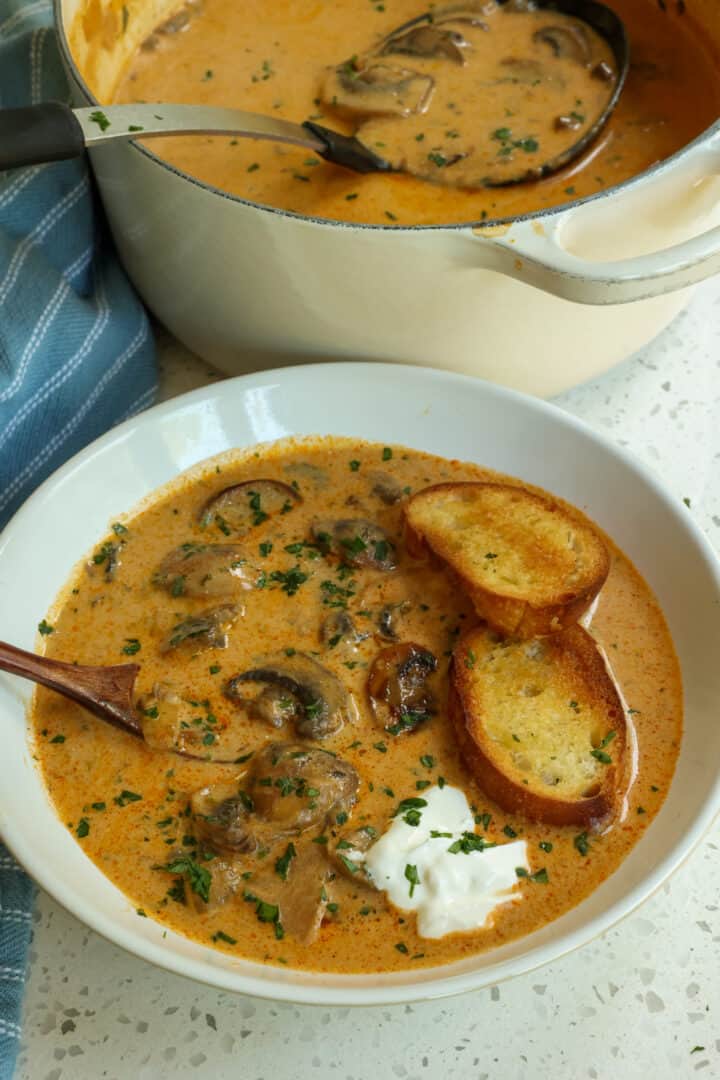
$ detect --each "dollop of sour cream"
[363,785,529,939]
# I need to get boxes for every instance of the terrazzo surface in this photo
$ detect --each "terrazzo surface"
[15,280,720,1079]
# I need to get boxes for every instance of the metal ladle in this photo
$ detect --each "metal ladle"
[0,0,628,185]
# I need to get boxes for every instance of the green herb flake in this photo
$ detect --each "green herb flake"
[395,942,409,954]
[349,460,361,471]
[38,619,54,636]
[122,638,141,655]
[212,930,237,945]
[404,863,420,897]
[274,843,297,881]
[574,831,590,856]
[382,447,393,461]
[89,110,111,132]
[503,824,517,838]
[76,818,90,838]
[157,856,211,903]
[539,840,553,853]
[50,734,66,744]
[420,754,435,769]
[114,789,143,807]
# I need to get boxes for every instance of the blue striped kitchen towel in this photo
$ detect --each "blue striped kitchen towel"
[0,0,158,1075]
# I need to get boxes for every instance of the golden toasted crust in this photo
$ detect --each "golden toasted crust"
[403,482,610,638]
[450,625,626,828]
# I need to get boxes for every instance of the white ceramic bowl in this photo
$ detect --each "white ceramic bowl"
[2,363,720,1005]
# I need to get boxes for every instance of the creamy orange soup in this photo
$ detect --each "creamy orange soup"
[109,0,720,224]
[32,438,681,974]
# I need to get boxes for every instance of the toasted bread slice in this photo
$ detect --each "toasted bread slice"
[450,624,626,827]
[404,482,609,637]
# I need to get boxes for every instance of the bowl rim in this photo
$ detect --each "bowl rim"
[2,360,720,1005]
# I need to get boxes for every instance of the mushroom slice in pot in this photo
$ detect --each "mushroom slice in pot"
[367,642,438,734]
[225,653,356,739]
[159,604,240,653]
[199,479,301,536]
[248,742,360,834]
[321,61,434,119]
[311,518,397,571]
[381,24,471,64]
[533,24,591,65]
[152,543,256,598]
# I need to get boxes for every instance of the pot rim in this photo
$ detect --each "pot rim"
[54,0,720,233]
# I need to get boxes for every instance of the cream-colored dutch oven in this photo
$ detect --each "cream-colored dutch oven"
[58,0,720,395]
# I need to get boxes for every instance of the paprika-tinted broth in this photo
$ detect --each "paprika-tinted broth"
[32,438,682,974]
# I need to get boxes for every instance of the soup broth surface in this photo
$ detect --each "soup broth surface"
[32,438,682,974]
[109,0,720,224]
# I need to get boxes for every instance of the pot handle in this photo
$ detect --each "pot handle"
[0,103,85,170]
[463,137,720,305]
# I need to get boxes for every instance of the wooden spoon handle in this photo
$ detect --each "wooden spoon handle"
[0,640,143,736]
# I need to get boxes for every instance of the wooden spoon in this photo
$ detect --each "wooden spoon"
[0,640,236,762]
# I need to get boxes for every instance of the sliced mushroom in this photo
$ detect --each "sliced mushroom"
[533,24,591,65]
[311,519,397,571]
[381,24,471,64]
[499,57,546,84]
[86,539,123,582]
[248,841,335,943]
[160,604,240,653]
[377,601,411,642]
[199,479,301,536]
[152,543,256,598]
[329,826,377,884]
[367,642,438,734]
[245,685,297,728]
[320,610,368,648]
[225,652,355,739]
[367,470,404,505]
[322,61,434,119]
[191,781,257,854]
[282,461,330,488]
[249,743,359,833]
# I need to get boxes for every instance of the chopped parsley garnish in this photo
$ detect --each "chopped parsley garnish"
[415,780,431,790]
[49,734,66,744]
[212,930,237,945]
[76,818,90,838]
[530,867,549,883]
[539,840,553,853]
[349,460,361,471]
[114,789,143,807]
[157,856,211,903]
[89,110,110,131]
[395,942,409,954]
[38,619,54,636]
[269,566,308,596]
[420,754,435,769]
[91,802,106,812]
[336,810,349,825]
[259,542,273,557]
[447,832,496,855]
[122,638,141,655]
[274,843,296,881]
[394,797,428,817]
[502,824,518,838]
[382,447,393,461]
[404,863,420,897]
[574,831,590,856]
[339,854,361,875]
[373,741,387,753]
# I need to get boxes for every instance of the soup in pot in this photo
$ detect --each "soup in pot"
[105,0,720,224]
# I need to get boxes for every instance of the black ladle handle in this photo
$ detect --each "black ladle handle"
[0,102,85,170]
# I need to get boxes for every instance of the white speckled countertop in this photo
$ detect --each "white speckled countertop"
[16,282,720,1080]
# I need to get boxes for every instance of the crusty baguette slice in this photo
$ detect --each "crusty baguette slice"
[450,624,626,827]
[404,482,610,638]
